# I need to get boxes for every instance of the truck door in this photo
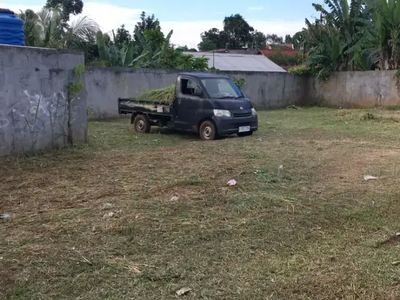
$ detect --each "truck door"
[174,77,203,130]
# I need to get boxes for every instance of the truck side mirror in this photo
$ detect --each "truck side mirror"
[194,87,203,98]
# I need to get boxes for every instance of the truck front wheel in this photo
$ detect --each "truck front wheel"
[133,114,151,133]
[199,120,217,141]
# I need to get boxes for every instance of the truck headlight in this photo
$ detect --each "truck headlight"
[251,108,257,115]
[213,109,231,117]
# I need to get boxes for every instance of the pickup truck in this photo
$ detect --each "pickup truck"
[118,72,258,140]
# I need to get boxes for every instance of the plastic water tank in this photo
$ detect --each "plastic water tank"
[0,8,25,46]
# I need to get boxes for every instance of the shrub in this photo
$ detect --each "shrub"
[288,65,314,76]
[267,52,303,68]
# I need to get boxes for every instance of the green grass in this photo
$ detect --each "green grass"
[2,108,400,299]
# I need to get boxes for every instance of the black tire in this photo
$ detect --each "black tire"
[133,114,151,133]
[199,120,217,141]
[237,131,253,137]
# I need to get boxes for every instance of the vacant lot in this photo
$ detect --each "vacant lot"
[1,108,400,299]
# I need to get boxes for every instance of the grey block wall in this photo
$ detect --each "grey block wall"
[305,71,400,107]
[85,67,306,119]
[85,67,178,119]
[0,45,87,156]
[221,71,307,109]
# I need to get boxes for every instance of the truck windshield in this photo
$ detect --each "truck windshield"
[201,78,243,99]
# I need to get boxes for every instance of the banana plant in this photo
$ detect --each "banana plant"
[96,31,136,67]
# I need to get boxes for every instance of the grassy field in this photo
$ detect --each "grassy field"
[2,108,400,299]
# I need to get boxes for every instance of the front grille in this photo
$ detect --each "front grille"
[233,112,252,118]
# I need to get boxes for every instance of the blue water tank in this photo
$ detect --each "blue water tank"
[0,8,25,46]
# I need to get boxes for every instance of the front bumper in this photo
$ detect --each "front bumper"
[214,115,258,135]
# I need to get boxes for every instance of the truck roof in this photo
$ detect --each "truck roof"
[178,72,229,79]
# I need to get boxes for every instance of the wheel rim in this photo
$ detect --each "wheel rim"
[136,120,145,131]
[203,126,213,139]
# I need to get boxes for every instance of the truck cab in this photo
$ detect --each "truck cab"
[118,72,258,140]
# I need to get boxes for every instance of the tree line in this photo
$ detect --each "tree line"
[18,0,400,77]
[19,1,208,70]
[197,14,304,51]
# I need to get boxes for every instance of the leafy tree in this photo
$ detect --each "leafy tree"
[251,31,267,48]
[45,0,83,23]
[285,34,293,44]
[198,15,255,50]
[292,30,308,50]
[223,14,254,48]
[134,11,161,39]
[266,34,283,44]
[176,45,197,52]
[198,28,227,50]
[198,39,218,51]
[114,24,132,47]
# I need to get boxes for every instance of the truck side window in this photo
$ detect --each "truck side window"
[181,79,198,96]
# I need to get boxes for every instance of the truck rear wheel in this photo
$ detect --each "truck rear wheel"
[133,114,151,133]
[199,120,217,141]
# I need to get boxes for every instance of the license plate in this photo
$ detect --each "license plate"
[238,126,250,133]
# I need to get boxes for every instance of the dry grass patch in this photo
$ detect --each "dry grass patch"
[2,108,400,299]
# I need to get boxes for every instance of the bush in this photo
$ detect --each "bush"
[288,65,314,76]
[233,77,246,89]
[267,52,303,68]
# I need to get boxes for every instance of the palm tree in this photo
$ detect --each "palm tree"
[19,7,99,51]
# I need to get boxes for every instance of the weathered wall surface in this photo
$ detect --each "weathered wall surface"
[85,68,178,119]
[0,45,87,156]
[222,71,307,109]
[85,67,306,119]
[305,71,400,107]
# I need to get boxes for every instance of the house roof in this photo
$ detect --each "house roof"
[203,49,262,55]
[178,72,229,79]
[183,52,286,72]
[259,45,298,57]
[266,44,294,49]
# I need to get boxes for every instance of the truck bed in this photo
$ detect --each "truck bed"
[118,98,173,115]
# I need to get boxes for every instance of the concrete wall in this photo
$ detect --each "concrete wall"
[85,67,306,119]
[306,71,400,107]
[222,71,307,109]
[0,45,87,156]
[84,67,400,120]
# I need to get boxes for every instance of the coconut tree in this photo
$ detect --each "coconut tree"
[19,7,99,51]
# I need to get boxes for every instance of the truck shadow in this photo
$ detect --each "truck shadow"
[150,128,240,141]
[150,128,200,140]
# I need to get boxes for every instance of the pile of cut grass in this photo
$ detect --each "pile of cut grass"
[133,84,176,104]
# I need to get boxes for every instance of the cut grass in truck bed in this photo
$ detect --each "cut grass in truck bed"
[2,108,400,299]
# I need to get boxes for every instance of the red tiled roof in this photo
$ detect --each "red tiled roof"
[259,45,298,56]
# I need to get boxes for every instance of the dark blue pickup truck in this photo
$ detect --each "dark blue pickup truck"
[118,72,258,140]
